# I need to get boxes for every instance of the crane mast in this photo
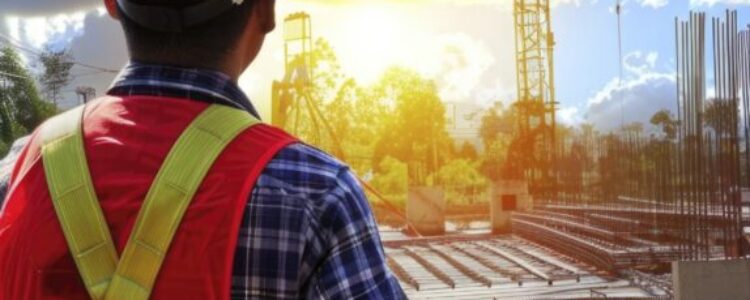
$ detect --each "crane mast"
[511,0,558,196]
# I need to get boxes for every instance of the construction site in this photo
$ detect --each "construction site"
[265,2,750,299]
[0,0,749,299]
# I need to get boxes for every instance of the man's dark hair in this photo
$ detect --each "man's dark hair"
[118,0,255,68]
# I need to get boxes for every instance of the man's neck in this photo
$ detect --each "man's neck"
[129,56,244,82]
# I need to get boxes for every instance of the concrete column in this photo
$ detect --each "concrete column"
[673,259,750,300]
[406,187,445,236]
[490,180,532,234]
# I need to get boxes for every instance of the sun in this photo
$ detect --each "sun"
[332,4,413,84]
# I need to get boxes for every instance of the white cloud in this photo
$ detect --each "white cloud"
[622,50,659,76]
[559,106,584,125]
[690,0,750,6]
[474,79,516,108]
[413,33,497,105]
[0,0,98,15]
[637,0,669,8]
[5,11,87,50]
[585,50,677,132]
[610,0,669,11]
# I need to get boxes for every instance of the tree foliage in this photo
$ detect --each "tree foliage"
[370,67,454,185]
[477,105,516,181]
[370,156,408,204]
[0,47,57,155]
[457,142,479,161]
[650,109,679,140]
[430,159,487,204]
[703,98,736,135]
[38,47,74,106]
[297,39,457,188]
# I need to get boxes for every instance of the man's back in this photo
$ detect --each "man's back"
[0,63,404,299]
[0,0,405,296]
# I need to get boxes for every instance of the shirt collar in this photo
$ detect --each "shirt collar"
[107,61,261,119]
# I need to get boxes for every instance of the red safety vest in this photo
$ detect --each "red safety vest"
[0,96,296,299]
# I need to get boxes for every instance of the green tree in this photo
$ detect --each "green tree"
[478,106,515,149]
[479,139,508,181]
[457,141,479,161]
[370,156,409,205]
[622,122,645,139]
[311,38,344,101]
[650,109,679,140]
[703,99,736,135]
[325,78,382,173]
[431,159,488,205]
[0,46,56,149]
[311,39,388,174]
[477,105,516,181]
[39,47,74,106]
[371,67,454,185]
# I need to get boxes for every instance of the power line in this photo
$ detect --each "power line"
[0,32,119,74]
[71,70,112,79]
[0,70,31,80]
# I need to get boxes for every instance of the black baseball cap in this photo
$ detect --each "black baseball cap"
[116,0,242,32]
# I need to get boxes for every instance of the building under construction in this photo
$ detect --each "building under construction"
[265,3,750,299]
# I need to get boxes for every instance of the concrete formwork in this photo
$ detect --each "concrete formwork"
[383,236,666,299]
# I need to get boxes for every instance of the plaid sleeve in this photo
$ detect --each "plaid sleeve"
[304,170,406,300]
[231,144,404,299]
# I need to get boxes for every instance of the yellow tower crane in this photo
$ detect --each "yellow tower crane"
[510,0,558,197]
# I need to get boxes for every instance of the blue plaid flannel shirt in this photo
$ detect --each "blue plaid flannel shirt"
[0,62,405,299]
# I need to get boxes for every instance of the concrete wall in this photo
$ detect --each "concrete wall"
[673,259,750,300]
[406,187,445,236]
[490,180,532,234]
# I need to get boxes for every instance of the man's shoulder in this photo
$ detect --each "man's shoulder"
[258,142,354,194]
[252,141,375,225]
[272,143,347,170]
[250,142,374,244]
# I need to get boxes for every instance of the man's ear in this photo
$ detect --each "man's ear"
[253,0,276,34]
[104,0,120,20]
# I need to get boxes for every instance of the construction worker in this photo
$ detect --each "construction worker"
[0,0,405,299]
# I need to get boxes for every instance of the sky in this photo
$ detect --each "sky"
[0,0,749,131]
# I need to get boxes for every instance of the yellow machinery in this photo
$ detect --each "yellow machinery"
[511,0,558,196]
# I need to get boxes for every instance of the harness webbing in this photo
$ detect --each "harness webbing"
[42,106,119,300]
[41,104,260,300]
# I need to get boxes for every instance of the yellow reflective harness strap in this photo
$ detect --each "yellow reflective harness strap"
[41,105,119,300]
[41,104,259,300]
[105,105,260,300]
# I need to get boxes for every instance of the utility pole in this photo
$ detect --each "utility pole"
[75,86,96,104]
